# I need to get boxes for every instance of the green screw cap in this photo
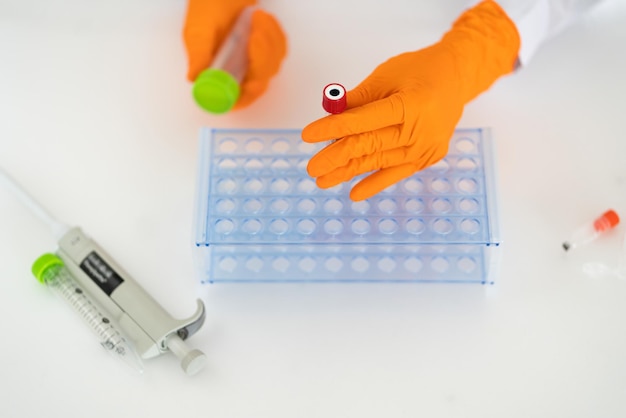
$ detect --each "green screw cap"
[32,253,63,284]
[192,69,241,114]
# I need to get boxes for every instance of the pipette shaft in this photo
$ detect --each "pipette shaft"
[33,254,144,373]
[0,167,69,240]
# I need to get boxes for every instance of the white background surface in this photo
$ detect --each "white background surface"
[1,1,626,417]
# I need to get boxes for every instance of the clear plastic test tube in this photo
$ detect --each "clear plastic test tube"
[32,253,144,373]
[562,209,620,251]
[192,6,256,114]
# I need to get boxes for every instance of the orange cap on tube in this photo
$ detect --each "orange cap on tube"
[593,209,620,232]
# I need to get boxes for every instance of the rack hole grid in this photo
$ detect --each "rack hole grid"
[193,128,501,284]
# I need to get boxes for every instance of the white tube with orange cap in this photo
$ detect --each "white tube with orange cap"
[562,209,620,251]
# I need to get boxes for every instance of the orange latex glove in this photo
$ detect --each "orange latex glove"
[302,0,520,201]
[183,0,287,109]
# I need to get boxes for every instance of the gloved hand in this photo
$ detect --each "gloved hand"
[183,0,287,109]
[302,0,520,201]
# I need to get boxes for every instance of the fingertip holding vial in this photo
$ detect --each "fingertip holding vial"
[322,83,346,114]
[562,209,620,252]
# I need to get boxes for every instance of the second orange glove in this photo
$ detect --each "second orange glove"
[302,0,520,201]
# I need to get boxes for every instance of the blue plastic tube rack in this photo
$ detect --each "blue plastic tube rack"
[193,128,501,284]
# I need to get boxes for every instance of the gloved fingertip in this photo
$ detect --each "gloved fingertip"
[313,144,355,178]
[301,123,318,143]
[252,9,287,43]
[305,156,325,178]
[345,86,373,110]
[184,39,215,82]
[349,185,374,202]
[301,120,334,143]
[234,79,269,109]
[315,176,339,190]
[247,10,288,78]
[349,174,389,201]
[186,66,201,82]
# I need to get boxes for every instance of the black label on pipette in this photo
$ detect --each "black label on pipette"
[80,251,124,295]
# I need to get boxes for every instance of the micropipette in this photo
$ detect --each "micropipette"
[562,209,620,251]
[0,167,207,375]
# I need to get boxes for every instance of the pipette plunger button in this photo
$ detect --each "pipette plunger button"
[166,334,207,376]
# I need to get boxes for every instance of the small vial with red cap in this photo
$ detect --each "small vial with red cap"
[562,209,620,251]
[322,83,347,114]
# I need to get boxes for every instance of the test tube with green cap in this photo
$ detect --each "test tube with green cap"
[32,253,144,373]
[192,6,256,114]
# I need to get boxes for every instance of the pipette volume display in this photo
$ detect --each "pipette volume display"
[562,209,620,251]
[32,253,144,373]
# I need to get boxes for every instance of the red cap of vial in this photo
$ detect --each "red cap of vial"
[322,83,347,114]
[593,209,620,232]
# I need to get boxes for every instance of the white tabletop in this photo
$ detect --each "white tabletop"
[1,1,626,417]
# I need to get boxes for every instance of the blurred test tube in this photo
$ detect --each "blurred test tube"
[562,209,620,252]
[192,6,256,114]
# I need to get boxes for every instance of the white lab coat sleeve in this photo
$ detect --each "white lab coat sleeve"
[467,0,604,65]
